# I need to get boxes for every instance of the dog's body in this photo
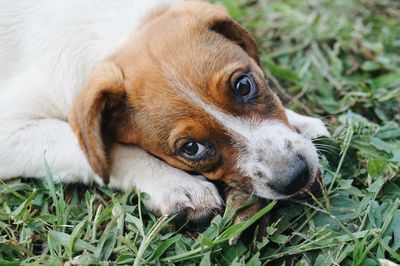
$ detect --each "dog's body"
[0,0,329,222]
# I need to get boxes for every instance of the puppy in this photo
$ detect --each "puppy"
[0,0,329,223]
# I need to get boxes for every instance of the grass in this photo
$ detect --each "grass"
[1,0,400,265]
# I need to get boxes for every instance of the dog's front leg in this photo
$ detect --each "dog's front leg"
[285,109,330,139]
[107,144,222,224]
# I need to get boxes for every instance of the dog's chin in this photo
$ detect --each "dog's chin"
[254,186,298,200]
[292,168,322,200]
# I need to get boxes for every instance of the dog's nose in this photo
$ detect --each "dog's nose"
[272,155,310,195]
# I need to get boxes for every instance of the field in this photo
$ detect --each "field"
[1,0,400,265]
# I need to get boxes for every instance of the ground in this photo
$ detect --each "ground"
[1,0,400,265]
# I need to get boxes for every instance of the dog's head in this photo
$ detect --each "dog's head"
[69,1,319,199]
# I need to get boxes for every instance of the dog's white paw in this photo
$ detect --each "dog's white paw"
[107,145,223,225]
[295,117,330,139]
[286,109,330,139]
[141,168,223,225]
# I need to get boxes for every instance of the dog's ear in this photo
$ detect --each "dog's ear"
[208,13,260,65]
[69,61,137,184]
[176,1,260,65]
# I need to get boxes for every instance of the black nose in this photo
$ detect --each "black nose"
[272,155,310,195]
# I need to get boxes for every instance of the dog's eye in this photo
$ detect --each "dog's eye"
[234,75,257,101]
[181,141,207,160]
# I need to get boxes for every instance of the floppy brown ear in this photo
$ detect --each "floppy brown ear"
[174,1,260,64]
[69,61,136,184]
[209,15,260,65]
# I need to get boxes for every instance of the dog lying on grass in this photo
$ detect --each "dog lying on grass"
[0,0,329,225]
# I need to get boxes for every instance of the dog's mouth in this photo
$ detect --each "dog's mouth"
[292,168,322,200]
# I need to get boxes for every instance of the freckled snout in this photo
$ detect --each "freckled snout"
[236,121,319,199]
[269,154,310,195]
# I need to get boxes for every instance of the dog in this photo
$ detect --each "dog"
[0,0,329,224]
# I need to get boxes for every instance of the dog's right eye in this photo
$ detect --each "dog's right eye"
[181,141,208,161]
[233,74,258,102]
